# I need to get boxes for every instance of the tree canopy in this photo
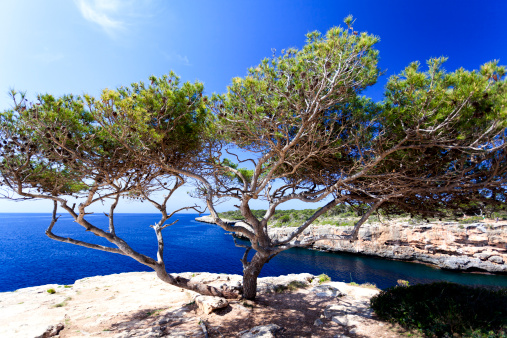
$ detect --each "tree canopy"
[1,17,506,300]
[0,77,239,298]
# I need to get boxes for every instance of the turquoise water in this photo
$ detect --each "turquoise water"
[0,213,506,292]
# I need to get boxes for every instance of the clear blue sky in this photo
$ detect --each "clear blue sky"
[1,0,506,213]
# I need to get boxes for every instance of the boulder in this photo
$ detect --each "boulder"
[35,323,64,338]
[474,252,492,261]
[324,304,348,319]
[310,284,345,298]
[488,255,504,264]
[194,295,228,315]
[331,314,362,327]
[314,318,324,326]
[240,324,282,338]
[257,273,313,294]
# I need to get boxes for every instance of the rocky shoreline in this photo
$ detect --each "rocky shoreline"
[0,271,390,338]
[195,216,507,274]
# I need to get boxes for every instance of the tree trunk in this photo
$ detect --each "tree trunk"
[153,265,241,299]
[242,252,269,300]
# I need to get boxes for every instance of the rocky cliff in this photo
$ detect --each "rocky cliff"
[196,216,507,273]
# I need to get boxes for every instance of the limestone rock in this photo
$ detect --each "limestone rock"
[35,323,64,338]
[240,324,282,338]
[310,284,345,298]
[489,255,504,264]
[324,304,348,319]
[194,295,228,314]
[314,318,324,326]
[242,220,507,273]
[332,314,362,327]
[257,273,313,294]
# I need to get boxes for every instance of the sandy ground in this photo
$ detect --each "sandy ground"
[0,272,418,338]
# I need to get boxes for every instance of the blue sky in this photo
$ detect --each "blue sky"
[1,0,506,213]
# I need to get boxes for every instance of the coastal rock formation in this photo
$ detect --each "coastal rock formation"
[196,216,507,273]
[0,271,394,338]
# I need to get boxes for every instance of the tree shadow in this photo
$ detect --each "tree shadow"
[200,290,351,337]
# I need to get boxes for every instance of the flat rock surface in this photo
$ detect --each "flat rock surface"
[0,272,419,337]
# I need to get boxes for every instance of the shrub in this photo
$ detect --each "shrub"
[47,288,56,294]
[459,216,484,224]
[317,274,331,284]
[361,282,378,289]
[287,281,307,291]
[370,282,507,337]
[335,220,356,227]
[280,215,290,223]
[397,279,409,287]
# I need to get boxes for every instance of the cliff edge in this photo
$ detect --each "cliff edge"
[196,216,507,273]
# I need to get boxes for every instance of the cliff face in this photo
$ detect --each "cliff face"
[271,221,507,273]
[196,216,507,273]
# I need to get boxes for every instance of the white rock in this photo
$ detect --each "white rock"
[194,295,228,315]
[324,304,348,319]
[311,285,345,298]
[240,324,282,338]
[331,314,362,327]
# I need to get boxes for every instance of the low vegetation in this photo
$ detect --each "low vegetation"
[317,274,331,284]
[218,206,507,229]
[349,282,378,289]
[370,282,507,337]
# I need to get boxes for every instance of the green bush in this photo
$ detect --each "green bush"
[317,274,331,284]
[370,282,507,337]
[279,215,290,223]
[335,220,356,227]
[47,288,56,294]
[397,279,409,287]
[287,281,307,291]
[459,216,485,224]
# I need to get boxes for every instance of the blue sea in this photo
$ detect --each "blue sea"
[1,213,507,292]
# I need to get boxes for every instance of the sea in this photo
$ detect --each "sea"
[1,213,507,292]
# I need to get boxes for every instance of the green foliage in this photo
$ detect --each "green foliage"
[374,57,507,218]
[91,72,210,170]
[287,280,307,291]
[492,211,507,220]
[360,282,377,289]
[459,216,485,224]
[370,282,507,337]
[317,274,331,284]
[274,281,307,293]
[47,288,56,294]
[53,297,71,308]
[279,215,290,223]
[210,19,382,186]
[1,73,209,204]
[397,279,410,287]
[219,204,379,228]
